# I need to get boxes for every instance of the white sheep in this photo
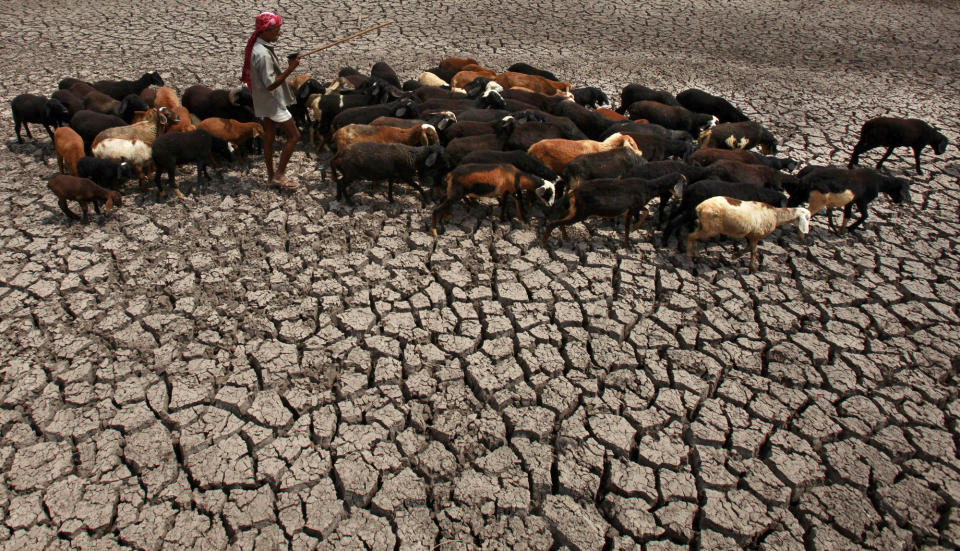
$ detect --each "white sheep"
[91,107,178,186]
[686,196,811,272]
[417,71,449,88]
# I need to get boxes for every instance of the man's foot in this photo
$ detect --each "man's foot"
[272,174,298,188]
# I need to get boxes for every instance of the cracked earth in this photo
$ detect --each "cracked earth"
[1,0,959,549]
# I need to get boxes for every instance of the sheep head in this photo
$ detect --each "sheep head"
[534,179,556,207]
[933,132,949,155]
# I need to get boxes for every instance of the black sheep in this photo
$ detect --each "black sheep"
[446,117,517,164]
[572,87,610,109]
[675,89,749,123]
[627,100,717,135]
[787,166,910,232]
[506,120,586,151]
[331,97,421,130]
[543,173,687,248]
[623,160,713,226]
[290,78,326,133]
[182,85,256,122]
[562,148,648,191]
[600,120,692,142]
[661,179,787,249]
[59,77,89,91]
[548,99,617,140]
[459,150,559,182]
[76,156,136,190]
[699,121,779,155]
[371,61,402,89]
[623,133,694,161]
[419,89,507,115]
[151,129,235,199]
[83,92,149,123]
[689,148,797,171]
[69,110,127,154]
[329,143,448,205]
[505,62,560,82]
[10,94,70,143]
[618,84,680,113]
[425,66,457,83]
[51,89,84,117]
[849,117,948,175]
[93,72,164,101]
[441,119,503,145]
[703,159,797,192]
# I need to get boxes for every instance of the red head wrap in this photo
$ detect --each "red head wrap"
[240,12,283,87]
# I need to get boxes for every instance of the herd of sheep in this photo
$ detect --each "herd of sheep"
[9,56,950,272]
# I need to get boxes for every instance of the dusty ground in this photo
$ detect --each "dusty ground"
[1,0,959,549]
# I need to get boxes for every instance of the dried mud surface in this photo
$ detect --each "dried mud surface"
[1,1,959,549]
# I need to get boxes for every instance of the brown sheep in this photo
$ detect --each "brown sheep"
[196,117,263,163]
[492,71,572,98]
[54,126,84,176]
[527,132,640,174]
[332,123,439,152]
[152,87,195,133]
[48,174,123,223]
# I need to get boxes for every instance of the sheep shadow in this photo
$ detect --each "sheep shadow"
[5,138,54,164]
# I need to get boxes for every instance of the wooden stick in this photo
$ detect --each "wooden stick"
[294,20,395,59]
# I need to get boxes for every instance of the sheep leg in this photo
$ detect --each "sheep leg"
[685,226,715,260]
[409,179,429,207]
[838,203,855,233]
[848,141,867,168]
[58,198,80,220]
[44,124,56,141]
[499,194,509,221]
[748,238,760,272]
[514,193,528,223]
[14,120,24,143]
[825,208,837,232]
[57,154,65,174]
[912,146,924,175]
[135,166,148,190]
[541,197,585,246]
[623,212,632,248]
[79,200,91,224]
[630,210,650,232]
[23,122,34,140]
[387,181,395,203]
[875,147,895,171]
[431,189,464,236]
[846,201,868,232]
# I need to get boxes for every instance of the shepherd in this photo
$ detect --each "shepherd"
[241,11,300,188]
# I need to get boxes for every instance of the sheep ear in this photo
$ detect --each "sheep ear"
[426,151,438,167]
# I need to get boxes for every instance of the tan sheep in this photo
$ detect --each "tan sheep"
[686,196,810,272]
[527,132,640,175]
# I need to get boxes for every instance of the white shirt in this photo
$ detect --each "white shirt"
[249,38,295,116]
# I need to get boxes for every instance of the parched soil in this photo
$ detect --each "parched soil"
[0,1,959,549]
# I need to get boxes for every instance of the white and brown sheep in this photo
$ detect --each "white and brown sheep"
[686,196,810,271]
